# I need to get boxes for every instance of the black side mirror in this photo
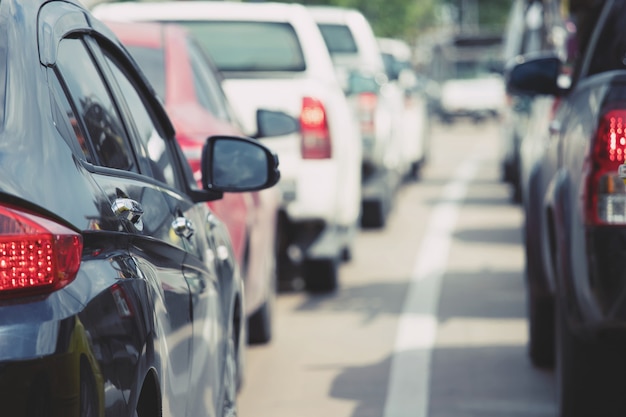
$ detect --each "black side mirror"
[255,109,300,139]
[505,53,562,96]
[201,135,280,192]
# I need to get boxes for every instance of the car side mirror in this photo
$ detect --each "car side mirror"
[505,53,562,96]
[201,135,280,192]
[255,109,300,139]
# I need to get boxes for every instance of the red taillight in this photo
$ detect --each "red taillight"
[0,205,82,297]
[586,109,626,225]
[300,97,331,159]
[357,92,377,134]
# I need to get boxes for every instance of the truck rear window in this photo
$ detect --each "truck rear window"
[176,21,306,72]
[317,23,358,55]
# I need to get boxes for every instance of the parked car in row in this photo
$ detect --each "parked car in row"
[499,0,565,204]
[506,1,626,415]
[377,36,431,180]
[103,20,282,344]
[429,33,505,124]
[309,6,406,228]
[0,0,280,415]
[94,1,364,293]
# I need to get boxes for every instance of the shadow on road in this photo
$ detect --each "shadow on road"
[329,344,555,417]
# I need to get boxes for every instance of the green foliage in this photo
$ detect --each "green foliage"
[262,0,439,40]
[257,0,510,40]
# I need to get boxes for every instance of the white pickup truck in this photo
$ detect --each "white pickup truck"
[93,1,363,292]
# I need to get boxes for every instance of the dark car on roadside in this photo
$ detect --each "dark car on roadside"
[506,1,626,416]
[500,0,551,202]
[0,0,280,416]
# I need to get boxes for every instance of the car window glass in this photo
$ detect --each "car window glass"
[125,45,167,100]
[49,74,93,161]
[56,37,136,172]
[318,24,358,55]
[104,52,178,188]
[177,21,305,72]
[187,38,230,120]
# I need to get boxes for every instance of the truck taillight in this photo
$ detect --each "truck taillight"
[300,97,331,159]
[357,92,377,134]
[586,109,626,225]
[0,205,82,297]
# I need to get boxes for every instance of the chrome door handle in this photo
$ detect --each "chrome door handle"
[172,216,194,239]
[111,198,144,231]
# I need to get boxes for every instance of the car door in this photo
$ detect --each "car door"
[96,42,228,416]
[43,13,213,417]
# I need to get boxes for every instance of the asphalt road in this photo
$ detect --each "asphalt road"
[237,119,557,417]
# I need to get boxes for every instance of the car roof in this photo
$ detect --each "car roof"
[306,5,365,25]
[377,38,412,61]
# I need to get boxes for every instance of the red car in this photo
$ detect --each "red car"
[107,20,280,344]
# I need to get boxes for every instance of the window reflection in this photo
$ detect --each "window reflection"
[104,53,177,188]
[56,38,136,172]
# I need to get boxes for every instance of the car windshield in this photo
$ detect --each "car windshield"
[125,45,166,100]
[317,23,358,55]
[172,21,306,72]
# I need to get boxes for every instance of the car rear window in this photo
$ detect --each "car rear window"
[317,23,358,55]
[174,21,306,72]
[125,45,166,100]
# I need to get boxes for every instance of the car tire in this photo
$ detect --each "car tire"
[361,199,387,229]
[555,297,626,417]
[247,297,273,345]
[303,258,338,293]
[222,335,238,417]
[527,292,554,368]
[80,361,98,417]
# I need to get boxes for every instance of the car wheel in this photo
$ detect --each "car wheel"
[527,292,554,368]
[408,161,421,181]
[555,297,626,417]
[303,258,338,293]
[361,199,387,229]
[80,362,98,417]
[340,246,352,262]
[247,297,273,345]
[222,335,238,417]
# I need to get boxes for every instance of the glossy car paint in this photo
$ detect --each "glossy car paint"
[106,21,280,342]
[0,0,279,415]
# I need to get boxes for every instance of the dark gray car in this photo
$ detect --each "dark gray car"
[0,1,279,416]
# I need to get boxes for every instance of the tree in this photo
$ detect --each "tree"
[263,0,439,41]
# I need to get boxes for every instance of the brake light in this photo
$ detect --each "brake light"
[300,97,331,159]
[0,205,82,297]
[586,109,626,225]
[357,92,377,135]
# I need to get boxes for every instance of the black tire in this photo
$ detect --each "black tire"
[340,246,352,262]
[247,298,272,345]
[361,199,387,229]
[222,335,238,417]
[555,297,626,417]
[527,292,555,368]
[407,161,421,182]
[80,362,98,417]
[303,258,338,293]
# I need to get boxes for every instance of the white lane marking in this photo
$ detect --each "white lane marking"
[383,150,483,417]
